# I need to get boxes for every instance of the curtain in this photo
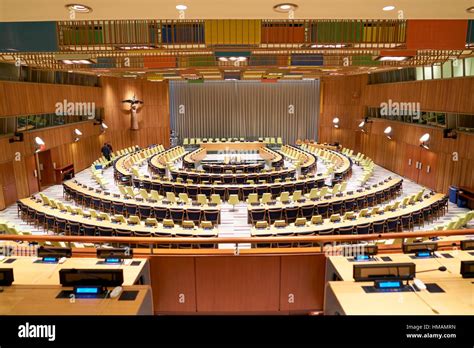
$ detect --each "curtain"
[169,80,319,144]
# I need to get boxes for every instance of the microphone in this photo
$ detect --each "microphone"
[407,266,447,315]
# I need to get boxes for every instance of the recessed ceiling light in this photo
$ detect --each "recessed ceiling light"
[466,6,474,13]
[229,57,237,61]
[273,3,298,13]
[176,4,187,10]
[66,4,92,13]
[375,56,410,62]
[218,57,228,62]
[383,5,395,11]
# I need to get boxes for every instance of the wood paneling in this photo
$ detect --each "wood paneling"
[319,75,474,193]
[0,81,102,117]
[279,255,325,312]
[148,254,326,314]
[149,257,197,313]
[406,20,468,50]
[0,77,170,209]
[195,256,280,312]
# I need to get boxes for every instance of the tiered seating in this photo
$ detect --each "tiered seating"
[280,145,317,174]
[251,192,448,247]
[113,145,165,183]
[340,148,375,185]
[433,211,474,231]
[17,196,219,248]
[62,180,221,224]
[247,177,403,224]
[303,144,352,181]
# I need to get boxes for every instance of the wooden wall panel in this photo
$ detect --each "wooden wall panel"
[279,255,325,312]
[406,20,468,50]
[149,257,197,313]
[0,77,170,209]
[319,75,474,193]
[195,256,280,313]
[0,81,103,117]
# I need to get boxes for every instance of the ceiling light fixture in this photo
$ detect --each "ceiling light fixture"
[333,117,340,128]
[382,5,395,11]
[466,6,474,13]
[65,4,92,13]
[218,57,228,62]
[375,56,410,62]
[384,126,392,139]
[176,4,187,10]
[273,3,298,13]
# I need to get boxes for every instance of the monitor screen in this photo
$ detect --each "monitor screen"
[37,246,72,258]
[402,242,438,254]
[0,268,14,286]
[460,261,474,278]
[59,269,124,287]
[353,263,416,282]
[96,248,133,259]
[460,240,474,251]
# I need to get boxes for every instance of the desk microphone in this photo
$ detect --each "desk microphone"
[407,266,447,314]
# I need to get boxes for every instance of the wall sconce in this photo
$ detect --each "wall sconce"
[384,126,392,139]
[333,117,340,128]
[100,122,108,133]
[419,133,430,149]
[74,128,82,142]
[358,117,372,133]
[34,136,45,153]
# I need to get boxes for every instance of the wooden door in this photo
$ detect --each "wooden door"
[25,155,40,195]
[37,150,55,189]
[418,149,438,190]
[0,161,18,209]
[402,144,421,183]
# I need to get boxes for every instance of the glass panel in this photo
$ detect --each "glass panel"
[415,66,424,80]
[423,66,432,80]
[442,60,452,78]
[453,59,463,77]
[433,65,442,79]
[465,57,474,77]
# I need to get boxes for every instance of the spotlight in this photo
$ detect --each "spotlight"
[100,122,108,133]
[384,126,392,139]
[34,137,45,153]
[74,128,82,142]
[333,117,340,128]
[419,133,430,149]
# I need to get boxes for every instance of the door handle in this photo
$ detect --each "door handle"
[408,158,412,166]
[419,162,422,170]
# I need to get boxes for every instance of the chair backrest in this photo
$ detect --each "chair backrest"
[163,219,175,228]
[295,217,307,226]
[247,193,259,204]
[292,190,302,201]
[329,214,341,222]
[166,192,176,202]
[211,194,221,205]
[228,194,239,206]
[279,192,290,202]
[197,194,208,205]
[308,188,319,199]
[255,221,268,229]
[179,193,190,203]
[274,220,287,228]
[128,215,140,224]
[200,221,213,229]
[182,220,195,229]
[311,215,323,224]
[261,192,272,204]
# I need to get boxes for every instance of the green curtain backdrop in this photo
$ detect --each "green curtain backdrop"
[169,80,319,144]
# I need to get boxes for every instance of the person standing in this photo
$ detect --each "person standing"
[101,143,111,161]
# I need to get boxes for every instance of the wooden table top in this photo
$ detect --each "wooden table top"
[0,285,153,315]
[0,256,150,286]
